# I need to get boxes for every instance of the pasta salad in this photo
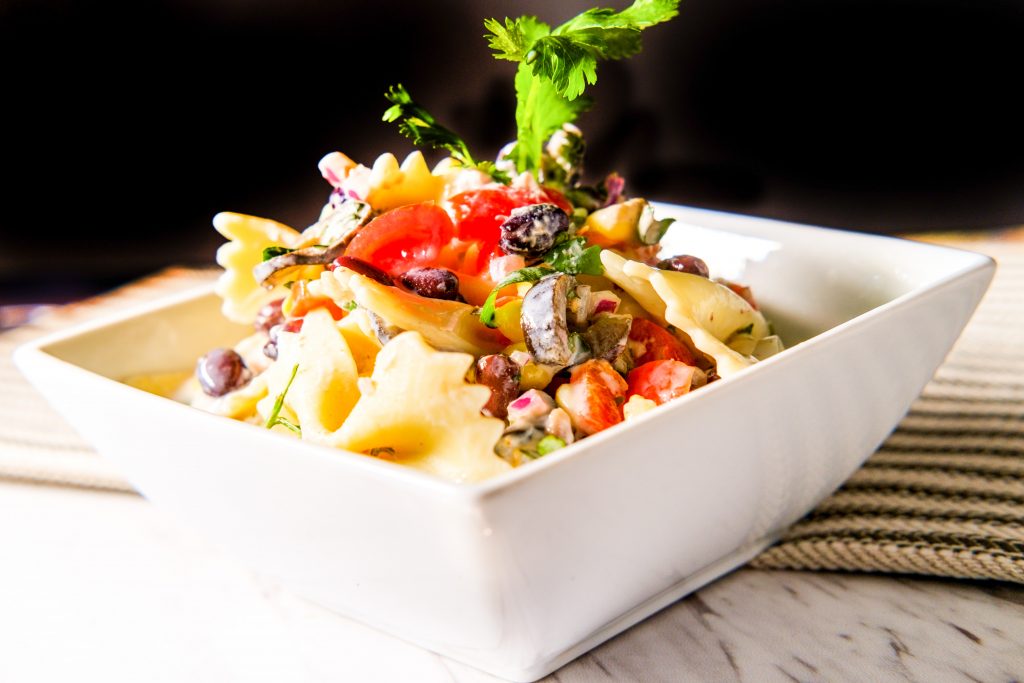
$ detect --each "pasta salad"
[176,1,783,482]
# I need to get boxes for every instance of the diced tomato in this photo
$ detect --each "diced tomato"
[627,360,695,405]
[288,296,345,321]
[628,318,698,366]
[447,185,573,276]
[570,359,628,397]
[282,280,346,321]
[722,280,758,310]
[555,360,627,435]
[344,203,455,277]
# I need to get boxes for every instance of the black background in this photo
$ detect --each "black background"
[3,0,1022,302]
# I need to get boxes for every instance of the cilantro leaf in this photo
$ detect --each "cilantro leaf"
[558,1,681,32]
[477,237,604,327]
[382,84,509,183]
[543,236,604,276]
[486,1,679,175]
[484,16,549,62]
[478,266,549,328]
[508,63,591,173]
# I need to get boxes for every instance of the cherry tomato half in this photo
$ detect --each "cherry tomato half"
[628,318,698,366]
[627,360,695,405]
[344,203,455,277]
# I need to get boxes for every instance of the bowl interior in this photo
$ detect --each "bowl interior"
[38,206,987,380]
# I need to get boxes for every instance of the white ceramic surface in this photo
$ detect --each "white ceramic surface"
[14,205,994,681]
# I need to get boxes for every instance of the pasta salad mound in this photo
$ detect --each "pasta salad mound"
[179,1,784,482]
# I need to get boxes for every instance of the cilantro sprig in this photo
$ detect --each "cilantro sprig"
[479,236,604,327]
[486,1,679,173]
[383,84,509,183]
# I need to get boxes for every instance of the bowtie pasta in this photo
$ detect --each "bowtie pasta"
[162,125,783,483]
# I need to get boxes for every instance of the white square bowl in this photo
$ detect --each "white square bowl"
[14,205,994,681]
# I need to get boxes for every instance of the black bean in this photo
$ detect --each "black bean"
[253,298,285,334]
[196,348,252,397]
[332,256,394,286]
[656,255,710,278]
[499,203,570,257]
[399,267,460,300]
[476,354,520,419]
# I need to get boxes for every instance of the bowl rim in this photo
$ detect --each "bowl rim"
[14,211,995,504]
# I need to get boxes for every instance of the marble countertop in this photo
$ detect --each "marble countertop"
[2,480,1022,683]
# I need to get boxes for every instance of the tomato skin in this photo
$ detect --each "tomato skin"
[627,360,695,405]
[628,318,698,366]
[343,203,455,277]
[283,280,346,321]
[722,280,759,310]
[570,359,628,396]
[447,185,574,276]
[555,360,627,435]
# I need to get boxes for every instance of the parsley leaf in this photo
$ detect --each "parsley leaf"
[478,267,549,328]
[383,84,509,183]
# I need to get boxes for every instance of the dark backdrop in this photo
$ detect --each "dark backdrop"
[3,0,1022,302]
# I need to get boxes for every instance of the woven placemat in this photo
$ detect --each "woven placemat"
[751,228,1024,582]
[3,233,1023,583]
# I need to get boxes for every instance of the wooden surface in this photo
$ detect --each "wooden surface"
[3,480,1022,683]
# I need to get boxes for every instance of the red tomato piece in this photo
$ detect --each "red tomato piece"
[628,318,698,366]
[556,360,627,436]
[570,359,628,397]
[722,280,759,310]
[344,203,455,277]
[627,360,696,405]
[284,280,346,321]
[288,295,345,321]
[447,185,574,276]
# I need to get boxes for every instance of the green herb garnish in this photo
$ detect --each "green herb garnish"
[478,236,605,327]
[262,246,294,261]
[265,364,301,435]
[478,266,549,327]
[383,84,509,183]
[485,1,679,174]
[341,300,358,312]
[544,235,603,276]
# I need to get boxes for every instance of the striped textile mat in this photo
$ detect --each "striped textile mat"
[3,230,1023,583]
[751,227,1024,582]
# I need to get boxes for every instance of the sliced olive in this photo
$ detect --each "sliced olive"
[253,243,346,288]
[521,272,574,366]
[253,201,373,288]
